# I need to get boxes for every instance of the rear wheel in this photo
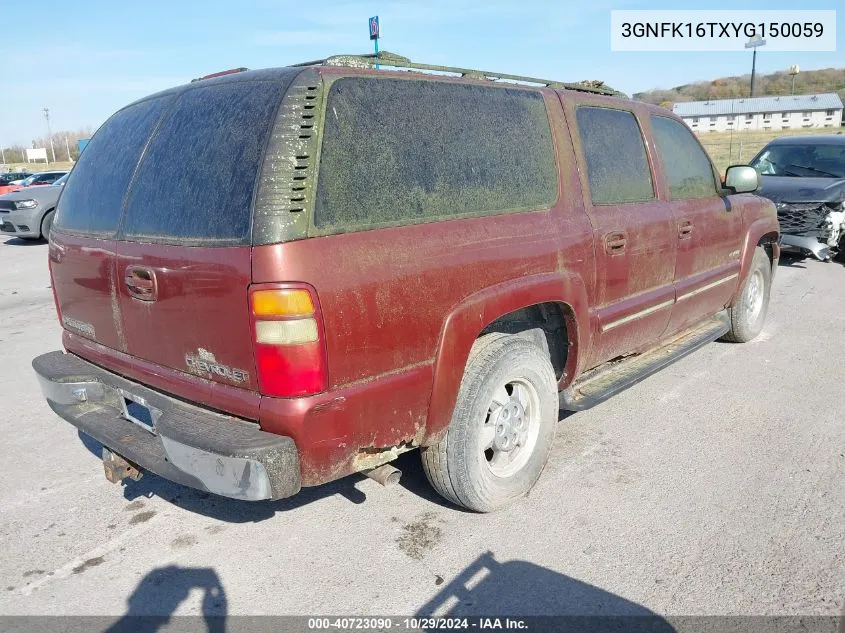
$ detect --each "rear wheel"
[722,247,772,343]
[421,333,558,512]
[40,210,55,241]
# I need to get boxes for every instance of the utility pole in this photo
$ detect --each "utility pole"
[43,107,56,163]
[745,36,766,97]
[788,65,800,95]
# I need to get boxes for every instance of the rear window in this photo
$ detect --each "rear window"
[314,77,558,232]
[122,81,283,244]
[55,97,171,234]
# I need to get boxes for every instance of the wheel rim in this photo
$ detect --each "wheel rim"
[480,378,541,478]
[744,269,765,323]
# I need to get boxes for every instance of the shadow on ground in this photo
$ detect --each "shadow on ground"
[2,237,45,246]
[78,410,577,522]
[105,565,226,633]
[98,553,670,632]
[417,551,674,631]
[778,253,808,268]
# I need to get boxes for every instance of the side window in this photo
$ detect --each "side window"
[575,107,654,205]
[313,77,559,232]
[55,97,171,234]
[650,115,718,199]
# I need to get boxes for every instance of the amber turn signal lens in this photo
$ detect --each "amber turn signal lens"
[252,289,314,317]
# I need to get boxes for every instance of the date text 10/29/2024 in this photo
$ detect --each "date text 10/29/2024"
[308,618,528,630]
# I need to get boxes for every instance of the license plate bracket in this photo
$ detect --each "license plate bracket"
[118,389,161,434]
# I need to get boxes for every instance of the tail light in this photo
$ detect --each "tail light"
[249,284,327,398]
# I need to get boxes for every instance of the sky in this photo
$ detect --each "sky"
[1,0,842,147]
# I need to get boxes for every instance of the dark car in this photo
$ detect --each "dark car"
[1,170,69,195]
[750,135,845,261]
[32,53,778,512]
[0,172,33,195]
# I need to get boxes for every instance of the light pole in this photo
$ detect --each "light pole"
[788,65,800,95]
[745,36,766,97]
[43,107,56,163]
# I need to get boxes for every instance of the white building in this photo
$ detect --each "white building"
[673,93,843,133]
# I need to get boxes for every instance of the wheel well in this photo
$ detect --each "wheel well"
[40,208,55,237]
[480,302,568,379]
[758,233,779,268]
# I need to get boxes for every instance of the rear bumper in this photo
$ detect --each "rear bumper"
[32,351,301,501]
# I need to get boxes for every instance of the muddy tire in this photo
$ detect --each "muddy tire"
[722,247,772,343]
[421,333,558,512]
[40,210,55,241]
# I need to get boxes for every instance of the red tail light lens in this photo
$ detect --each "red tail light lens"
[249,285,327,398]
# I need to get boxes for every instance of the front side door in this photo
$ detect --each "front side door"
[564,98,678,368]
[648,115,745,334]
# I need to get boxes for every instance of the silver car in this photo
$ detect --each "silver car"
[0,174,68,240]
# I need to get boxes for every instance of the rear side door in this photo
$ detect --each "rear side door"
[648,115,744,334]
[564,98,677,368]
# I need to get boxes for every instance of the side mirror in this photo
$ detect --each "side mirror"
[724,165,759,194]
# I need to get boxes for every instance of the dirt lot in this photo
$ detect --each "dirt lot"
[0,236,842,624]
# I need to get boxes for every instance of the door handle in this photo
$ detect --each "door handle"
[124,266,158,301]
[678,220,694,239]
[604,232,627,255]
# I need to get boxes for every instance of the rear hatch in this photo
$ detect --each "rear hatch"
[50,69,302,416]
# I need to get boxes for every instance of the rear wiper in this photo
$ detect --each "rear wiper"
[788,163,837,177]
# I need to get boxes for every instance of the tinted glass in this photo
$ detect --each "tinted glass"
[575,107,654,205]
[751,143,845,178]
[55,97,170,234]
[314,78,558,231]
[650,116,717,199]
[122,81,282,244]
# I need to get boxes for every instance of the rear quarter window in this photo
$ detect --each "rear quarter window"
[313,77,558,232]
[55,97,171,235]
[121,81,283,244]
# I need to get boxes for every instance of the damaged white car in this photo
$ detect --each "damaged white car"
[750,135,845,261]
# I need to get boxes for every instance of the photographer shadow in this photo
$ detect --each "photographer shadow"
[105,565,226,633]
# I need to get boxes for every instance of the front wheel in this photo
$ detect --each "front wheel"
[722,247,772,343]
[40,210,55,241]
[421,333,558,512]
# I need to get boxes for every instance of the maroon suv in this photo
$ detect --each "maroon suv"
[33,53,779,512]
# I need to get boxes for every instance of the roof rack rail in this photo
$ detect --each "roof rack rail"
[291,51,619,96]
[191,67,249,83]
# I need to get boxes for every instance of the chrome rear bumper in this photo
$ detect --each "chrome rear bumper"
[33,351,301,501]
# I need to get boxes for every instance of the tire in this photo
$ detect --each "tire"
[40,210,55,241]
[421,333,558,512]
[722,246,772,343]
